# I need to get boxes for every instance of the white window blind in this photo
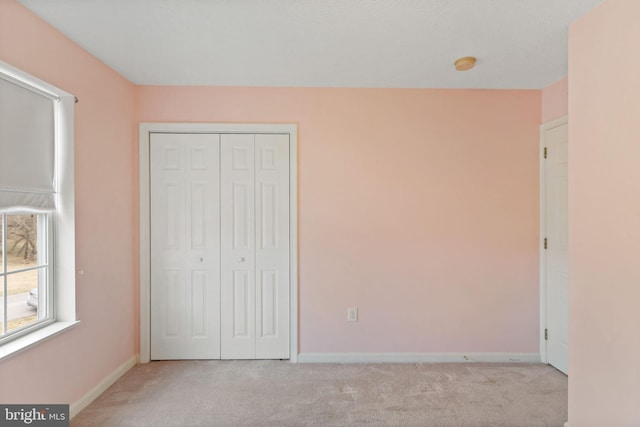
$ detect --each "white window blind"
[0,75,56,210]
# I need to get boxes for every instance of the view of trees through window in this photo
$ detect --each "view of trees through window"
[7,214,38,261]
[0,213,42,336]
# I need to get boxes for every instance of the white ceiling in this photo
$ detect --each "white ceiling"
[18,0,604,89]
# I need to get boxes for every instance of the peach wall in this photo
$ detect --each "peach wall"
[0,0,137,405]
[542,76,568,123]
[138,86,541,353]
[568,0,640,425]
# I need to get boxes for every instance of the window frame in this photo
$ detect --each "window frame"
[0,60,78,360]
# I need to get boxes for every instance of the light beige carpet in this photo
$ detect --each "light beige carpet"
[72,361,567,427]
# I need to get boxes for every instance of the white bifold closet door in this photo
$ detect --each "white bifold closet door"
[220,134,290,359]
[150,132,289,360]
[150,133,222,360]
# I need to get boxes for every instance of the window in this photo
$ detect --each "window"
[1,213,52,337]
[0,60,77,358]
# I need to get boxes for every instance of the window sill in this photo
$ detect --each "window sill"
[0,320,80,362]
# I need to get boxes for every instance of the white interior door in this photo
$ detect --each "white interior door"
[255,134,290,359]
[221,134,290,359]
[543,121,569,374]
[220,134,256,359]
[150,133,221,360]
[149,131,290,360]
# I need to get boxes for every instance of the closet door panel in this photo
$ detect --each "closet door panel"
[221,134,256,359]
[150,133,221,360]
[255,134,290,359]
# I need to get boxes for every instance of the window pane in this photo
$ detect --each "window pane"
[5,269,44,334]
[0,276,4,334]
[1,215,4,274]
[0,212,49,339]
[0,298,3,334]
[5,213,40,272]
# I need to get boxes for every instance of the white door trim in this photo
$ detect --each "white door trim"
[139,122,298,363]
[539,115,568,364]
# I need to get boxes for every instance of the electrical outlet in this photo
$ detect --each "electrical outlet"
[347,307,358,322]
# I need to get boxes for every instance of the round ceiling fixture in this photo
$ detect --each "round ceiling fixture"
[455,57,477,71]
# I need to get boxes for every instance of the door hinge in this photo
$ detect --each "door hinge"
[544,147,547,159]
[544,238,547,249]
[545,329,548,341]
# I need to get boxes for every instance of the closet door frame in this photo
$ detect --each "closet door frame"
[138,122,298,363]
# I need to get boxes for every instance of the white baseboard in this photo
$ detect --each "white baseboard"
[297,352,540,364]
[70,355,137,418]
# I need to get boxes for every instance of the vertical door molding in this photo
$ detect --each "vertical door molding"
[539,115,568,369]
[139,123,298,363]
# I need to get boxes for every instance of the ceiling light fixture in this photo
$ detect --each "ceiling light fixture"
[454,57,477,71]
